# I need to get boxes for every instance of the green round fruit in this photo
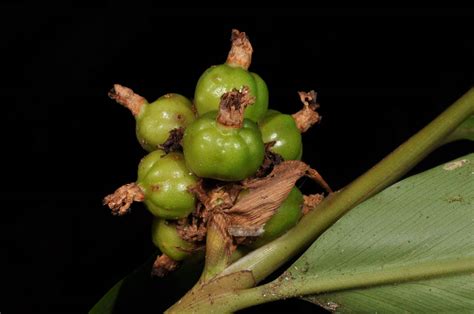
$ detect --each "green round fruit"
[137,150,198,219]
[151,218,195,261]
[182,111,265,181]
[194,64,268,122]
[259,110,303,160]
[135,93,195,151]
[250,187,304,248]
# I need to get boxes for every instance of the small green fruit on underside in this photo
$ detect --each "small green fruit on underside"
[137,150,198,219]
[259,109,303,160]
[151,218,195,261]
[259,90,322,160]
[249,187,304,248]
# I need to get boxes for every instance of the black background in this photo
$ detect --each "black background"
[2,7,473,313]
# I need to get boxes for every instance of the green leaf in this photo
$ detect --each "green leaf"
[284,153,474,312]
[89,254,203,314]
[89,255,154,314]
[443,115,474,144]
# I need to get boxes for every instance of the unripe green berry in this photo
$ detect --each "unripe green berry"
[182,111,265,181]
[109,84,195,152]
[136,93,195,152]
[259,110,303,160]
[194,65,268,122]
[151,218,195,261]
[249,187,303,248]
[137,150,198,219]
[193,29,268,122]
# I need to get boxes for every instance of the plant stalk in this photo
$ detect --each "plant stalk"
[439,115,474,145]
[200,219,231,282]
[184,257,474,312]
[221,88,474,284]
[168,88,474,312]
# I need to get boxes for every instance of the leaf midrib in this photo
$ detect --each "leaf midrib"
[270,256,474,298]
[186,256,474,313]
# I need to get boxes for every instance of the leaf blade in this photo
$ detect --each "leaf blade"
[312,274,474,313]
[89,253,203,314]
[284,153,474,312]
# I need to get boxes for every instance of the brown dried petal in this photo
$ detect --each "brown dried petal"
[255,141,284,177]
[207,184,242,211]
[302,193,325,215]
[226,29,253,70]
[292,90,321,132]
[151,254,179,277]
[176,216,208,243]
[306,167,333,193]
[160,127,184,153]
[183,161,331,260]
[103,183,144,216]
[225,161,310,236]
[108,84,147,117]
[217,87,255,128]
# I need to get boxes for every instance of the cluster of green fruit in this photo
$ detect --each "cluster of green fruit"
[104,30,322,268]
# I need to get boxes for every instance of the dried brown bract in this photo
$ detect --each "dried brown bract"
[292,90,321,132]
[103,183,144,216]
[108,84,147,117]
[217,86,255,128]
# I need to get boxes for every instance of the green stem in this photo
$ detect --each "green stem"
[190,257,474,312]
[439,115,474,145]
[221,88,474,284]
[200,221,231,282]
[167,88,474,312]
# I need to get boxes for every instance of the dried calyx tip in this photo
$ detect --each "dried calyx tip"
[306,168,333,194]
[292,90,321,133]
[159,127,184,153]
[108,84,147,117]
[255,142,284,177]
[217,86,255,128]
[302,193,325,215]
[226,29,253,70]
[152,254,179,277]
[103,183,145,216]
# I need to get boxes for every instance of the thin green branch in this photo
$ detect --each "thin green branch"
[221,88,474,284]
[440,115,474,145]
[189,257,474,312]
[200,220,231,282]
[167,88,474,312]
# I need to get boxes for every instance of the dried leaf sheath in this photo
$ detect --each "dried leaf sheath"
[226,161,310,236]
[185,159,331,256]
